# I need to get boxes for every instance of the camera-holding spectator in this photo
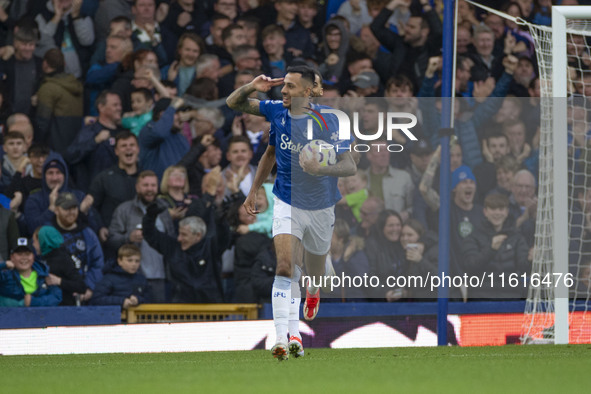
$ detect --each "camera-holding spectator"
[33,225,87,306]
[107,170,175,303]
[91,243,150,307]
[35,48,84,156]
[142,168,230,303]
[34,0,95,78]
[461,193,530,299]
[0,237,62,307]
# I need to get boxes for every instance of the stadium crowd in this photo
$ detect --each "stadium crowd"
[0,0,588,307]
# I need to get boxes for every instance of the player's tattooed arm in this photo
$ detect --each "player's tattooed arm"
[226,84,261,115]
[313,151,357,177]
[226,75,284,116]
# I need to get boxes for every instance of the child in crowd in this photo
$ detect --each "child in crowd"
[91,244,150,308]
[237,183,274,238]
[121,88,154,136]
[1,131,31,193]
[0,238,62,307]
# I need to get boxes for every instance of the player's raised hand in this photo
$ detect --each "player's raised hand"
[251,75,284,93]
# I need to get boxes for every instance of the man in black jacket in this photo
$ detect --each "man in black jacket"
[142,169,230,303]
[461,193,530,299]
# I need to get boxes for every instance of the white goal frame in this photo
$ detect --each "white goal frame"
[551,6,591,345]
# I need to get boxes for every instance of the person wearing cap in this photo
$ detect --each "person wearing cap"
[50,191,104,301]
[449,165,485,299]
[138,96,190,180]
[461,193,530,299]
[0,237,62,307]
[351,70,380,97]
[64,90,125,192]
[24,152,99,236]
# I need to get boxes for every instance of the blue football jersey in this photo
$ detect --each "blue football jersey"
[259,100,353,210]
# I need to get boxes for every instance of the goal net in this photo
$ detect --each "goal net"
[519,6,591,344]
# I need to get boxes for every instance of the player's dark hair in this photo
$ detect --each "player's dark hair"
[286,65,315,86]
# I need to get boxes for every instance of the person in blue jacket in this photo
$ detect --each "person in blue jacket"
[0,237,62,307]
[138,97,189,180]
[91,243,150,308]
[23,153,100,236]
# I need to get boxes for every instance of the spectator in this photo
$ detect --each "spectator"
[365,209,405,301]
[462,193,530,299]
[178,135,221,197]
[468,25,504,81]
[213,0,238,21]
[162,0,207,38]
[91,243,150,307]
[509,169,537,230]
[138,97,190,179]
[195,54,222,82]
[400,219,438,299]
[318,19,349,85]
[23,153,97,236]
[121,87,154,136]
[0,23,42,115]
[213,23,246,68]
[370,0,442,92]
[0,237,62,307]
[50,192,104,301]
[65,90,124,192]
[108,170,175,303]
[161,32,205,95]
[205,13,232,52]
[0,205,18,261]
[222,135,257,197]
[298,0,321,45]
[130,0,171,65]
[365,138,414,220]
[1,131,30,194]
[35,48,84,156]
[337,0,373,35]
[354,196,384,237]
[5,113,34,150]
[90,15,133,66]
[94,0,133,42]
[490,155,521,197]
[338,170,369,223]
[142,169,230,303]
[329,218,370,301]
[34,0,95,78]
[33,225,87,306]
[274,0,315,60]
[474,131,511,201]
[86,35,134,112]
[110,48,159,113]
[448,165,484,299]
[88,131,141,239]
[158,165,196,224]
[5,144,49,228]
[503,121,532,166]
[218,44,262,96]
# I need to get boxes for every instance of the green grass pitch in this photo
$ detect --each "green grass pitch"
[1,345,589,393]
